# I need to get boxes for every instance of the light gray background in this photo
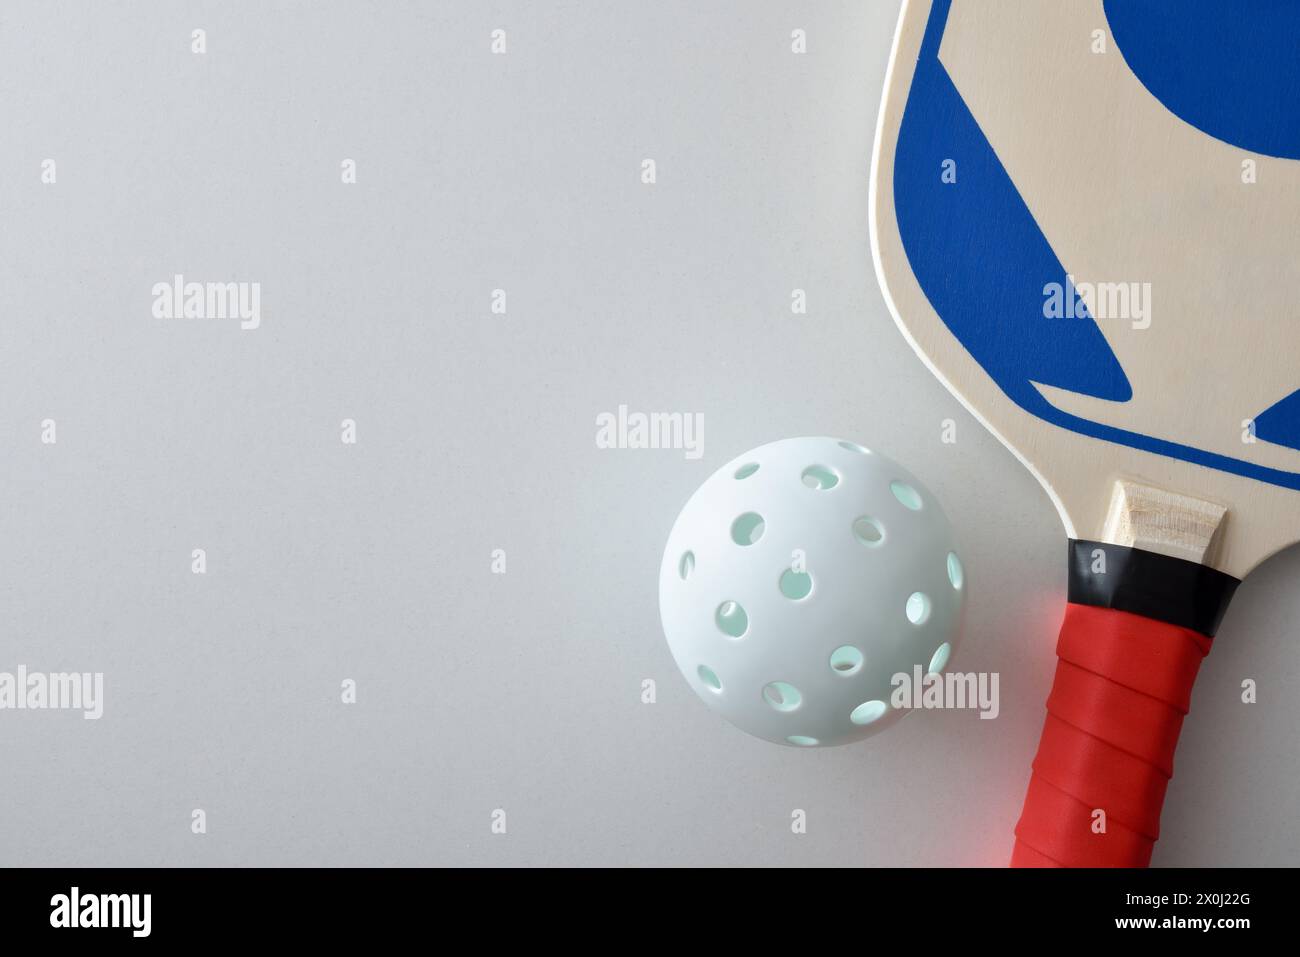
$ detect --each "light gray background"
[1,0,1296,867]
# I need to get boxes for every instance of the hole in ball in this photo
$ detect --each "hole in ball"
[715,601,749,638]
[731,512,765,546]
[763,681,802,712]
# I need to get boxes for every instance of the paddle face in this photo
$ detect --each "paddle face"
[871,0,1300,578]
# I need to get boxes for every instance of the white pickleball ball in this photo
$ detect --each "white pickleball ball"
[659,436,965,747]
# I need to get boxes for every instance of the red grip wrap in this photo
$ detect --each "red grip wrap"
[1011,603,1212,868]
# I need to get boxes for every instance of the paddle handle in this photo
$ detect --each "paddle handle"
[1011,603,1212,867]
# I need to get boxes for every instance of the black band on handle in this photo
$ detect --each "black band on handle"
[1067,540,1240,638]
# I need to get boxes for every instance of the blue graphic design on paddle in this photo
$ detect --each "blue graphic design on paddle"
[891,0,1300,487]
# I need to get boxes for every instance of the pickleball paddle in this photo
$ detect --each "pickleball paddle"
[870,0,1300,866]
